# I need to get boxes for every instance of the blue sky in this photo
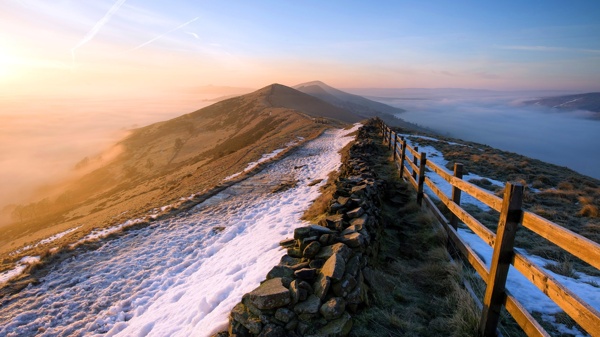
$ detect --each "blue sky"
[0,0,599,95]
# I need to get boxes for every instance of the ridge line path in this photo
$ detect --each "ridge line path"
[0,125,361,337]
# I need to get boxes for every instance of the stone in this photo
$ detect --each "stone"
[319,234,331,246]
[229,319,251,337]
[345,255,361,277]
[294,268,316,280]
[317,312,353,336]
[321,253,346,281]
[280,255,302,267]
[288,262,310,271]
[340,232,365,248]
[302,241,321,259]
[266,266,294,280]
[274,308,295,323]
[230,303,262,335]
[287,247,303,258]
[313,273,330,301]
[246,278,291,310]
[289,280,304,305]
[279,238,296,248]
[349,214,369,228]
[258,324,286,337]
[294,227,312,240]
[309,259,325,269]
[285,318,298,331]
[351,185,367,197]
[315,243,352,261]
[337,196,350,206]
[319,215,344,231]
[294,294,321,314]
[329,202,344,212]
[331,274,357,297]
[298,280,313,294]
[320,297,346,320]
[340,225,360,236]
[346,207,364,219]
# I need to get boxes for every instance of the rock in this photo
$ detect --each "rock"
[317,312,353,336]
[320,297,346,320]
[230,303,262,334]
[246,278,291,310]
[294,294,321,314]
[210,332,229,337]
[340,232,366,248]
[346,207,365,219]
[340,225,360,236]
[258,324,286,337]
[345,255,361,277]
[321,253,346,281]
[294,268,316,280]
[298,280,313,294]
[331,274,357,297]
[329,202,344,212]
[279,238,296,248]
[309,259,325,269]
[229,319,251,337]
[313,273,330,301]
[280,255,302,267]
[302,241,321,259]
[287,247,303,258]
[285,318,298,331]
[315,243,352,261]
[266,266,294,280]
[319,215,344,231]
[319,234,331,246]
[349,214,369,228]
[289,280,306,305]
[288,262,310,271]
[337,196,350,207]
[274,308,295,323]
[351,185,367,197]
[294,227,312,240]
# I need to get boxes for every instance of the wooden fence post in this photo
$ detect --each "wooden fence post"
[479,182,524,336]
[417,152,427,206]
[399,138,407,179]
[450,163,464,230]
[388,130,393,150]
[412,146,419,181]
[392,134,397,160]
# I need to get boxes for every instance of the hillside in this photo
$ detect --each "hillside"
[524,92,600,119]
[0,83,361,270]
[294,81,424,130]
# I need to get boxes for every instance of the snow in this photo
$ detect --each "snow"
[459,229,598,336]
[224,138,303,181]
[0,124,360,337]
[401,136,503,211]
[9,226,81,256]
[400,133,598,336]
[0,256,40,286]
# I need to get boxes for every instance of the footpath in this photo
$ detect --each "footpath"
[213,120,477,337]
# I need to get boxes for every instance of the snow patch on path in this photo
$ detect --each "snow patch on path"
[0,125,360,337]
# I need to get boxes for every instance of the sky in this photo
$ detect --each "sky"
[0,0,599,214]
[1,0,599,98]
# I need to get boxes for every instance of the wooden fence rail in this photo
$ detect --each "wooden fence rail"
[379,120,600,337]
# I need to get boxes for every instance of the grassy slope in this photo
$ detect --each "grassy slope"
[0,84,343,273]
[303,122,479,336]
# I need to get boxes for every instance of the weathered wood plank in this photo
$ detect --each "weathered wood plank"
[405,166,418,189]
[504,291,550,337]
[480,183,524,336]
[399,138,407,177]
[425,178,496,247]
[426,160,453,182]
[513,253,600,336]
[406,154,420,175]
[449,177,504,212]
[406,143,421,160]
[450,163,464,230]
[417,152,427,205]
[522,211,600,271]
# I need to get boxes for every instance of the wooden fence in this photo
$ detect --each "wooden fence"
[379,120,600,337]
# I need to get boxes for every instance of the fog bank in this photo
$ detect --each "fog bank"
[359,89,600,180]
[0,93,218,225]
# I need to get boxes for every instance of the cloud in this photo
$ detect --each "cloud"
[185,31,200,40]
[127,17,199,52]
[499,45,600,54]
[70,0,128,62]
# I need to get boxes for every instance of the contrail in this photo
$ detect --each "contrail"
[127,17,199,52]
[70,0,127,62]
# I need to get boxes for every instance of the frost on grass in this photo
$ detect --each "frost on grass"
[0,125,360,337]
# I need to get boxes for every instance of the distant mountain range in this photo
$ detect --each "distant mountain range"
[1,82,418,261]
[524,92,600,119]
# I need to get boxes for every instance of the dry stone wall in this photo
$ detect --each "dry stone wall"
[218,123,385,337]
